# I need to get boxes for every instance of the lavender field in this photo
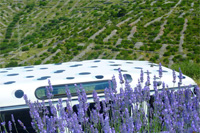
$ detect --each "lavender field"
[1,67,200,133]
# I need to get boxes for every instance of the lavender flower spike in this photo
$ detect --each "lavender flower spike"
[159,63,162,78]
[172,69,176,84]
[118,68,124,84]
[8,121,12,132]
[179,67,183,84]
[140,69,144,83]
[18,119,26,130]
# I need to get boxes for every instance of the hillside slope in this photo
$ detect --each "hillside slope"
[0,0,199,68]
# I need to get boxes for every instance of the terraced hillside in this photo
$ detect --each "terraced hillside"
[0,0,199,68]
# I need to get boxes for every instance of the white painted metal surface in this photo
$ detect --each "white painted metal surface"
[0,59,197,111]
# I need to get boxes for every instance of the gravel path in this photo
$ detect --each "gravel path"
[34,11,44,19]
[116,17,132,27]
[168,55,174,67]
[103,29,117,42]
[98,52,105,59]
[144,16,163,27]
[71,43,95,61]
[178,12,185,18]
[28,9,38,17]
[164,1,174,4]
[115,38,122,46]
[0,21,6,27]
[137,55,144,60]
[179,18,188,53]
[159,44,168,59]
[165,0,182,17]
[191,2,194,7]
[7,6,15,13]
[89,27,106,40]
[41,49,61,64]
[150,1,157,6]
[135,42,143,49]
[78,27,90,34]
[154,20,167,42]
[126,10,133,16]
[2,17,9,23]
[15,7,20,11]
[127,26,136,40]
[19,40,57,65]
[145,0,182,27]
[44,0,61,17]
[112,52,120,59]
[139,1,146,5]
[129,16,143,26]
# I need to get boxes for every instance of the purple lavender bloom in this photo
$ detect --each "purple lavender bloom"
[8,121,12,132]
[93,90,101,111]
[48,79,53,92]
[78,108,84,123]
[140,69,144,83]
[1,122,5,126]
[11,114,15,123]
[18,119,26,130]
[146,70,150,86]
[178,67,183,85]
[112,75,117,93]
[91,110,98,125]
[172,69,176,84]
[118,68,124,84]
[159,63,162,78]
[65,85,71,101]
[103,116,111,133]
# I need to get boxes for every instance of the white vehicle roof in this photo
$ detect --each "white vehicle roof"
[0,59,197,111]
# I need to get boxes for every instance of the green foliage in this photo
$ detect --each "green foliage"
[34,60,41,65]
[6,61,18,67]
[22,46,30,51]
[171,61,200,80]
[37,44,43,48]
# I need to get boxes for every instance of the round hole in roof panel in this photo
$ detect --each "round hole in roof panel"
[156,70,168,73]
[26,76,34,78]
[54,63,62,65]
[154,77,160,79]
[113,69,127,72]
[26,70,33,72]
[37,76,51,80]
[66,77,75,80]
[134,67,143,69]
[108,61,115,63]
[24,66,34,69]
[4,81,16,85]
[126,62,134,64]
[149,64,159,67]
[15,90,24,98]
[0,71,8,73]
[178,75,186,79]
[40,68,48,70]
[94,60,101,62]
[7,73,19,76]
[95,75,104,79]
[123,74,132,83]
[91,66,98,68]
[110,64,121,66]
[79,72,91,75]
[144,71,152,74]
[70,64,82,67]
[156,81,162,86]
[54,70,65,73]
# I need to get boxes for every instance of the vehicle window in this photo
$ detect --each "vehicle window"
[35,80,110,100]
